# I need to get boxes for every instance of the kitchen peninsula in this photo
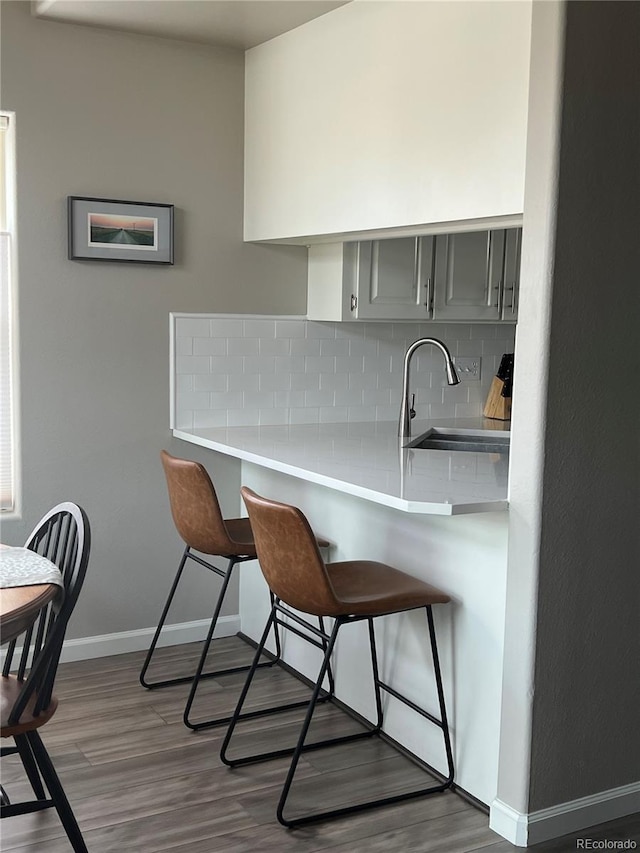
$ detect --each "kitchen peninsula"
[174,416,510,807]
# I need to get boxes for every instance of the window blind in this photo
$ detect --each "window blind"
[0,113,16,512]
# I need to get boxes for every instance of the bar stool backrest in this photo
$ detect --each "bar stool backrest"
[161,450,236,556]
[240,487,338,617]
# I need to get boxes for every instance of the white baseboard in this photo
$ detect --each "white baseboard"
[0,616,241,668]
[491,781,640,846]
[58,615,241,663]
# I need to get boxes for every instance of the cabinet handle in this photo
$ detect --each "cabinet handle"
[424,277,433,314]
[496,279,504,318]
[350,294,357,312]
[504,284,516,315]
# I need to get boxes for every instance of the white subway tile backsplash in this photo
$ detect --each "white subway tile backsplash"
[228,373,260,393]
[348,372,378,391]
[244,356,275,374]
[290,407,320,424]
[275,356,306,374]
[173,314,515,429]
[176,318,211,337]
[260,337,291,356]
[193,337,227,356]
[246,391,275,409]
[259,373,291,392]
[194,374,228,393]
[259,408,287,426]
[335,389,362,407]
[193,409,228,428]
[176,356,210,375]
[243,319,276,339]
[320,373,349,392]
[321,338,350,357]
[177,391,211,410]
[291,373,318,392]
[349,405,376,422]
[210,355,244,375]
[304,389,335,407]
[336,356,365,374]
[307,322,336,339]
[292,337,320,356]
[211,391,243,409]
[175,337,193,356]
[276,319,306,338]
[211,318,244,337]
[175,410,194,429]
[320,406,348,423]
[304,356,336,374]
[227,408,260,427]
[227,337,260,356]
[275,390,306,408]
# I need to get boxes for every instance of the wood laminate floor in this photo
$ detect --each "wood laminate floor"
[1,637,638,852]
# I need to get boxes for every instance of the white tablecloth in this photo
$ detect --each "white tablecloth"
[0,547,63,589]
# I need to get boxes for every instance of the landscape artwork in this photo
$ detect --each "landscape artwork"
[88,212,157,249]
[68,196,174,264]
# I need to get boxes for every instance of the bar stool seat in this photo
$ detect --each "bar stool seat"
[323,560,449,615]
[140,451,329,732]
[220,486,454,828]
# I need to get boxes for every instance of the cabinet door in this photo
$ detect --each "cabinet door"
[355,238,433,320]
[501,228,521,321]
[432,230,505,321]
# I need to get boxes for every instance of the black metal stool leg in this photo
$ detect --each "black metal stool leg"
[139,547,191,688]
[276,620,341,826]
[426,606,454,785]
[276,609,454,828]
[183,556,239,730]
[367,617,384,730]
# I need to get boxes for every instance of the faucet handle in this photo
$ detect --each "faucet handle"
[410,393,416,420]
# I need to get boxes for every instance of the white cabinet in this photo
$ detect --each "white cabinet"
[307,229,521,323]
[244,2,531,242]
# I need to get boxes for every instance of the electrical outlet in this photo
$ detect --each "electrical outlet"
[454,356,481,381]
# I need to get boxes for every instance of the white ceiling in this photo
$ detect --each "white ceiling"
[33,0,351,50]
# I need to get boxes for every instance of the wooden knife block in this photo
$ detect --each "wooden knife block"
[483,377,512,421]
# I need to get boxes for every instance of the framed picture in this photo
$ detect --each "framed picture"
[67,196,174,264]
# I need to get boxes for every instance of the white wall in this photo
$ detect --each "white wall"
[245,0,531,242]
[0,2,307,641]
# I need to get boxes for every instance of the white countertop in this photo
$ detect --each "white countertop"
[173,418,510,515]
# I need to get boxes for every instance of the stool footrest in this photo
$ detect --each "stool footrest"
[224,724,377,768]
[378,680,445,729]
[281,780,451,829]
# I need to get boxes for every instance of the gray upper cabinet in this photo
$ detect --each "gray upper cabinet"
[432,230,506,321]
[355,237,434,320]
[306,228,521,322]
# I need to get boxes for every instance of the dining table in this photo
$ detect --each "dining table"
[0,546,64,644]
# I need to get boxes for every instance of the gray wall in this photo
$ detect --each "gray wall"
[0,2,307,638]
[499,0,640,815]
[528,0,640,808]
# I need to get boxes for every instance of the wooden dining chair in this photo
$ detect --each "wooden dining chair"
[0,502,91,853]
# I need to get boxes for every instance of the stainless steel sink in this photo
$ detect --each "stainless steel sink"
[406,428,510,453]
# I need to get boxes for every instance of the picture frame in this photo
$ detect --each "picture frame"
[67,196,174,264]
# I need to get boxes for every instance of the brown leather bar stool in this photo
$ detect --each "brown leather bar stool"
[140,451,330,732]
[220,486,455,828]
